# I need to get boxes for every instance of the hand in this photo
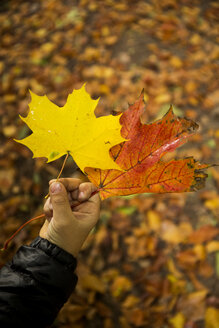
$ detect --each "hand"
[39,178,100,257]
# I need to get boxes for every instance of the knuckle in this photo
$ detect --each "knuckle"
[44,207,51,217]
[53,195,67,206]
[43,208,50,216]
[84,183,93,194]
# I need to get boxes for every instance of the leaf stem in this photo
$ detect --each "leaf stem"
[57,152,69,180]
[45,152,70,199]
[1,214,45,251]
[1,188,101,251]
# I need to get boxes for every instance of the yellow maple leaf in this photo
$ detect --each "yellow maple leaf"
[205,307,219,328]
[169,312,185,328]
[15,84,126,171]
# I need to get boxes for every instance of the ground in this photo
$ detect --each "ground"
[0,0,219,327]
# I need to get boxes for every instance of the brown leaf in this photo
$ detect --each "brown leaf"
[125,308,145,327]
[177,290,208,321]
[80,274,105,293]
[188,225,219,244]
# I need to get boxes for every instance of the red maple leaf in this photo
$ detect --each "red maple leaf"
[85,92,209,200]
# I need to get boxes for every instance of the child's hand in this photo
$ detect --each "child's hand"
[39,178,100,257]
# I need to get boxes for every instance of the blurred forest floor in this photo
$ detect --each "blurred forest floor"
[0,0,219,327]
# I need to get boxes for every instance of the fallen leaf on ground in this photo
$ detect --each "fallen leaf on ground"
[146,210,161,231]
[177,290,208,321]
[161,221,193,244]
[205,307,219,328]
[167,257,183,278]
[126,308,145,327]
[59,304,88,323]
[110,276,132,297]
[187,225,219,244]
[199,261,214,278]
[193,244,206,261]
[169,312,185,328]
[205,197,219,210]
[122,295,140,309]
[176,249,199,269]
[206,241,219,253]
[80,274,106,293]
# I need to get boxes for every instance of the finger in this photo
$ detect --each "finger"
[39,219,49,238]
[71,188,79,200]
[49,178,81,192]
[78,182,99,202]
[43,197,53,218]
[49,182,72,219]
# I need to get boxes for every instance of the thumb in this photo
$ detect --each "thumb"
[49,182,72,219]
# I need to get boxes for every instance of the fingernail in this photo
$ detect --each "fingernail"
[50,182,62,194]
[79,191,85,200]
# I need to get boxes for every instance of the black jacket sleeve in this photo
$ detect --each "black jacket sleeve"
[0,236,78,328]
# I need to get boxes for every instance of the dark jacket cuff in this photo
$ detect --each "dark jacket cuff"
[30,236,77,270]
